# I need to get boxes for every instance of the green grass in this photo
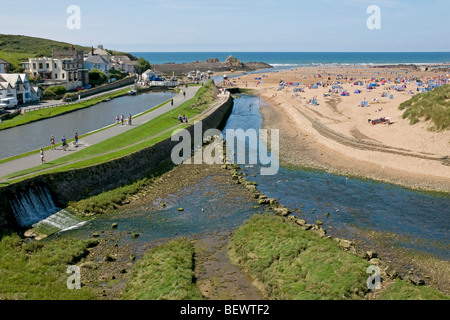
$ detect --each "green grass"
[0,231,97,300]
[121,238,203,300]
[0,88,130,131]
[378,279,449,300]
[228,214,369,300]
[399,84,450,131]
[2,81,216,182]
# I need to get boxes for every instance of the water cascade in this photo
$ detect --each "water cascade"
[9,185,85,232]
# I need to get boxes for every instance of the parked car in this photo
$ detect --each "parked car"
[83,84,91,89]
[75,86,85,91]
[0,97,18,109]
[0,108,8,115]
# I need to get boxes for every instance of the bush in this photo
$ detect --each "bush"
[43,85,66,99]
[88,68,109,86]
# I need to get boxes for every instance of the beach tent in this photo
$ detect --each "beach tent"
[354,89,361,93]
[311,85,318,89]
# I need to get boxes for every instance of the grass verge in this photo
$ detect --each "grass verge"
[228,214,369,300]
[121,237,203,300]
[0,231,97,300]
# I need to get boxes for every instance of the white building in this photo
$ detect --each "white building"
[0,58,9,73]
[22,57,85,91]
[0,73,35,104]
[84,54,110,73]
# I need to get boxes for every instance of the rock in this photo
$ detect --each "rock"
[295,219,306,226]
[92,232,100,238]
[324,213,330,217]
[268,198,279,205]
[385,266,399,279]
[365,250,378,260]
[313,227,327,238]
[258,198,270,205]
[24,230,39,238]
[258,194,267,199]
[301,224,313,230]
[104,254,115,262]
[111,223,118,229]
[316,220,323,226]
[131,233,140,239]
[246,185,257,192]
[369,258,381,265]
[130,254,136,261]
[177,208,184,211]
[274,207,290,216]
[338,239,353,250]
[120,268,127,274]
[160,202,166,208]
[409,274,425,286]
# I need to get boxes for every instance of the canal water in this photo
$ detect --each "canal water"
[55,93,449,260]
[0,91,175,160]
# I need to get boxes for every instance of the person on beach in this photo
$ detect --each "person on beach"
[61,135,67,151]
[50,135,55,150]
[40,148,46,164]
[74,133,79,147]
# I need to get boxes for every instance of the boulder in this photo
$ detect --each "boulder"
[369,258,381,265]
[313,227,327,238]
[295,219,306,226]
[111,223,118,229]
[409,274,425,286]
[338,239,353,250]
[365,250,378,260]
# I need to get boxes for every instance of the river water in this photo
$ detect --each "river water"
[56,93,450,260]
[0,91,175,160]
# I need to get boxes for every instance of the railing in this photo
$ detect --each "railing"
[22,86,132,113]
[149,81,179,87]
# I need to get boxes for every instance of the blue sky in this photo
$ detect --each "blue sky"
[1,0,449,52]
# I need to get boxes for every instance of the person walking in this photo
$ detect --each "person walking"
[40,148,46,164]
[61,135,67,151]
[115,115,119,124]
[50,135,55,150]
[74,132,79,147]
[171,98,174,106]
[183,91,186,98]
[121,114,124,125]
[128,114,132,125]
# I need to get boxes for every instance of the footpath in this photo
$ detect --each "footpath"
[0,85,201,180]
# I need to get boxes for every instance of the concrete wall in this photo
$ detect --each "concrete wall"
[63,76,137,101]
[0,94,233,230]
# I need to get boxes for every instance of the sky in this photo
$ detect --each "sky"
[0,0,449,52]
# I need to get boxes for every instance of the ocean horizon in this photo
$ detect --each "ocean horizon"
[130,52,450,68]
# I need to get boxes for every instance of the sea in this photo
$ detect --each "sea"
[130,52,450,69]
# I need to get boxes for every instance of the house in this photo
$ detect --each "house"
[123,60,138,74]
[22,56,87,91]
[0,73,35,104]
[0,58,9,73]
[84,54,111,73]
[141,69,160,81]
[88,45,112,64]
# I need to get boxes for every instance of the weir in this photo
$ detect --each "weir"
[8,185,85,233]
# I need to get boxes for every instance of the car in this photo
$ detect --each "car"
[0,97,18,109]
[75,86,84,91]
[83,84,91,89]
[0,108,8,115]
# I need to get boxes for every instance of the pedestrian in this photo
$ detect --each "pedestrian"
[40,148,46,164]
[74,132,78,147]
[121,114,124,125]
[183,91,186,98]
[115,115,119,124]
[178,114,182,123]
[128,114,132,125]
[50,135,55,150]
[185,115,188,123]
[61,135,67,151]
[171,98,174,106]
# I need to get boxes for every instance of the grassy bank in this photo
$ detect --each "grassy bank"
[399,84,450,131]
[121,238,203,300]
[2,81,217,183]
[228,214,448,300]
[0,87,130,131]
[0,231,97,300]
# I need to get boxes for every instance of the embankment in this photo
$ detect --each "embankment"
[0,93,234,230]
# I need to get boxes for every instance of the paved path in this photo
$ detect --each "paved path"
[0,85,201,180]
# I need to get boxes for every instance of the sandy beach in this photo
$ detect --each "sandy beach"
[223,66,450,192]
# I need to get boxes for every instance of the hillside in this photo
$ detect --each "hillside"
[0,34,136,72]
[399,84,450,131]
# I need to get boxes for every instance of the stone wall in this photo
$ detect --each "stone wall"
[63,76,137,101]
[0,94,233,230]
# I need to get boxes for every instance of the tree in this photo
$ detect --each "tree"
[88,68,109,86]
[136,57,151,74]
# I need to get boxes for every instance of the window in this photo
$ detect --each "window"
[55,73,58,79]
[62,73,65,79]
[55,63,57,68]
[46,63,49,68]
[39,63,43,69]
[33,63,36,69]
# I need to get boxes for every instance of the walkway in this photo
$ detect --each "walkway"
[0,85,201,180]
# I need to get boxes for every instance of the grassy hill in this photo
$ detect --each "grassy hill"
[0,34,136,72]
[399,84,450,131]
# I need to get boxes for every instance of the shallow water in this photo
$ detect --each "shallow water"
[58,93,449,259]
